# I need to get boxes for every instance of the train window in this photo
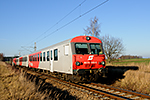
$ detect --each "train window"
[23,57,24,62]
[47,51,49,61]
[25,57,27,62]
[40,53,42,61]
[64,45,69,56]
[22,57,24,62]
[38,54,39,61]
[51,50,52,60]
[45,52,47,61]
[19,58,22,62]
[75,43,89,54]
[36,54,38,61]
[43,52,45,61]
[31,56,33,61]
[33,55,35,61]
[89,43,103,54]
[54,49,58,61]
[32,55,34,61]
[35,55,37,61]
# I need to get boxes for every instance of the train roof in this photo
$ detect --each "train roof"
[40,38,72,51]
[29,38,72,54]
[26,36,102,55]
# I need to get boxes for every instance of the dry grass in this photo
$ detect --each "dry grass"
[1,60,150,99]
[113,62,150,94]
[0,62,44,100]
[0,61,76,100]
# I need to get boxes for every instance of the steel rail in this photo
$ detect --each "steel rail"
[90,82,150,99]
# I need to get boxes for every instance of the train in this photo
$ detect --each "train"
[12,36,106,82]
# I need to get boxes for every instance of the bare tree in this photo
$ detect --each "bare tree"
[102,35,124,63]
[0,53,4,61]
[84,16,100,37]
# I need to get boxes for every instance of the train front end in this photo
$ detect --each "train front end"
[71,36,106,81]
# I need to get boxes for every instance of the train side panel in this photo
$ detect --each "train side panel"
[21,55,28,67]
[39,50,50,70]
[29,52,41,68]
[12,58,16,66]
[16,58,19,66]
[37,39,72,74]
[53,43,72,74]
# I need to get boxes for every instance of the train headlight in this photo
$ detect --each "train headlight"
[75,61,80,66]
[86,36,91,41]
[101,61,105,66]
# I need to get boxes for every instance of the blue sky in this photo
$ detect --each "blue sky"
[0,0,150,57]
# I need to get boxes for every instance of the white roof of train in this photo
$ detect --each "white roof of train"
[29,38,72,54]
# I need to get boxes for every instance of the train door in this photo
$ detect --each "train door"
[50,50,53,72]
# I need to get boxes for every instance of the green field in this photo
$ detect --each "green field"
[108,58,150,65]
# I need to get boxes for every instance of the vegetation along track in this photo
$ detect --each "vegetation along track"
[13,65,150,100]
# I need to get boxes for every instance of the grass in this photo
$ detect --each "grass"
[108,59,150,94]
[0,62,44,100]
[0,61,76,100]
[116,70,150,94]
[1,59,150,98]
[108,58,150,65]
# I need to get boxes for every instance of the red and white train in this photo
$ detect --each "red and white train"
[12,36,106,81]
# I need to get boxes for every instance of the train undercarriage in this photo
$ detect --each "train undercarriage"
[14,64,107,82]
[47,68,107,82]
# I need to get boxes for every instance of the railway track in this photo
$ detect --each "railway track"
[6,62,149,100]
[81,83,150,100]
[16,66,150,100]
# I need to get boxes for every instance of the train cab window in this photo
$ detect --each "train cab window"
[40,53,42,61]
[75,43,89,54]
[89,43,103,54]
[43,52,45,61]
[47,51,49,61]
[54,49,58,61]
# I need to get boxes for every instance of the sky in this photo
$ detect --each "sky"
[0,0,150,57]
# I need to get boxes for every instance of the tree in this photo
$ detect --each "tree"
[0,53,4,61]
[84,16,100,37]
[102,35,124,63]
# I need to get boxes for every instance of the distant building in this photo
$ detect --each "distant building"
[119,55,142,59]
